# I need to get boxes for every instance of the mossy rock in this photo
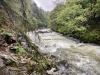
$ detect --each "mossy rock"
[1,29,13,38]
[16,43,26,54]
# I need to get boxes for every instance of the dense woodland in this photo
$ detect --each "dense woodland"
[49,0,100,44]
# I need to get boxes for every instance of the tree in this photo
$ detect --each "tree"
[32,2,48,28]
[49,0,100,44]
[49,3,66,31]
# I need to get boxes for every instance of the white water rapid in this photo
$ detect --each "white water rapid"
[27,29,100,75]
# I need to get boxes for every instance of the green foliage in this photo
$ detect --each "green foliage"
[1,29,13,38]
[49,3,66,31]
[50,0,87,33]
[2,32,12,38]
[32,2,49,28]
[17,43,26,54]
[80,29,100,44]
[49,0,100,44]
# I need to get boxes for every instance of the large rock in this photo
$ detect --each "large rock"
[37,29,52,33]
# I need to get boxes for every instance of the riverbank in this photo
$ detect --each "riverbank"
[52,27,100,45]
[69,28,100,45]
[0,29,54,75]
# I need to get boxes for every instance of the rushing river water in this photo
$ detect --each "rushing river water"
[27,29,100,75]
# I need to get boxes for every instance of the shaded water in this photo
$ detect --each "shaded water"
[27,29,100,75]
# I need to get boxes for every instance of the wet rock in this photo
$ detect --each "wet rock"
[47,68,56,74]
[20,58,27,64]
[51,55,57,58]
[65,63,69,68]
[37,30,47,33]
[37,29,52,33]
[10,46,18,53]
[0,58,4,68]
[21,42,28,50]
[77,43,84,47]
[10,46,18,50]
[19,66,27,71]
[57,60,69,69]
[47,68,62,75]
[44,45,49,48]
[18,34,30,51]
[19,67,30,75]
[18,34,26,42]
[0,53,18,63]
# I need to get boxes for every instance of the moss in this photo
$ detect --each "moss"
[16,43,26,54]
[1,29,13,38]
[26,65,34,74]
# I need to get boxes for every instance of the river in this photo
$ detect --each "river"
[27,29,100,75]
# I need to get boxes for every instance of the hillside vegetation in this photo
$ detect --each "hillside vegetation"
[49,0,100,44]
[0,0,52,74]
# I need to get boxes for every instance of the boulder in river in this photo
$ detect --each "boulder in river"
[37,29,52,33]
